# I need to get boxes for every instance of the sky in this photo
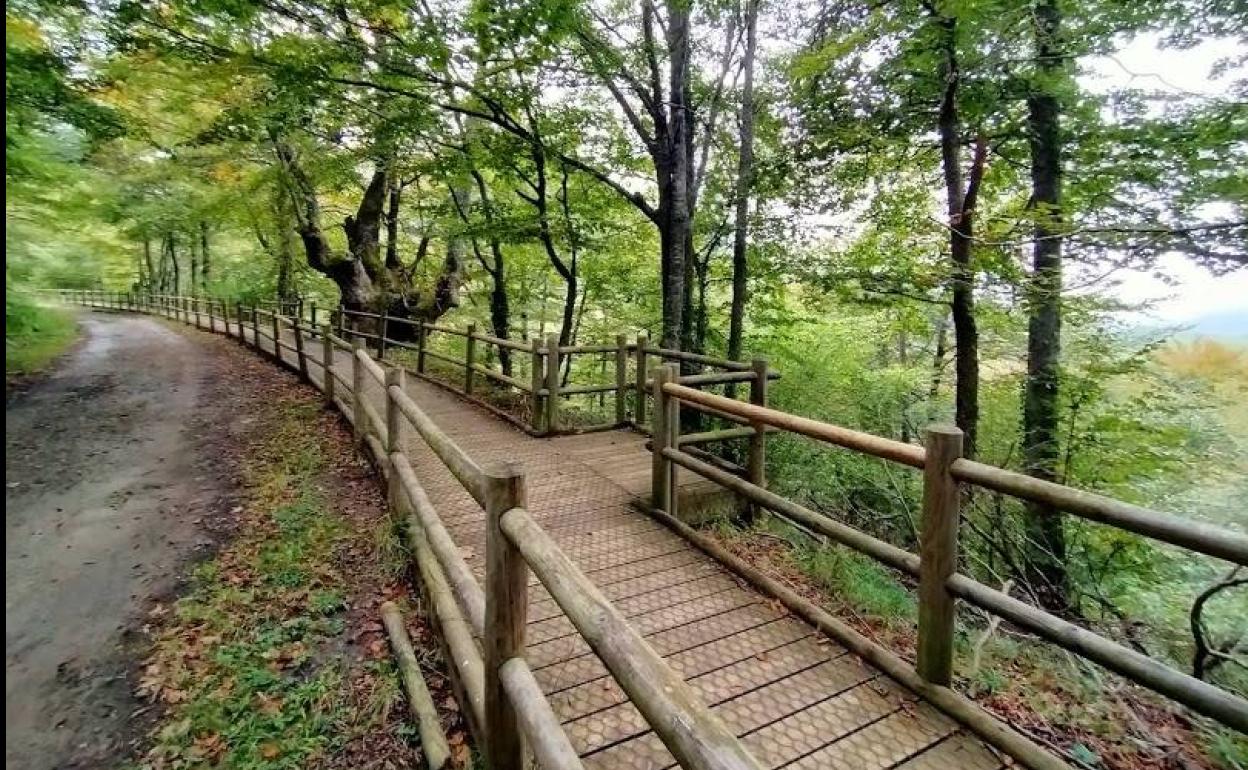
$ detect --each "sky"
[1082,35,1247,328]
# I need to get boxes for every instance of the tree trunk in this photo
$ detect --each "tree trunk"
[169,231,180,295]
[728,0,760,369]
[273,140,465,332]
[660,0,692,351]
[935,12,982,460]
[200,221,210,292]
[1022,0,1068,614]
[142,237,155,291]
[189,233,199,296]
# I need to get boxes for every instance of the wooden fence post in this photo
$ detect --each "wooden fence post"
[293,318,308,380]
[634,334,649,427]
[747,357,769,518]
[322,324,337,406]
[251,306,259,348]
[615,334,629,425]
[337,304,346,339]
[651,364,675,513]
[417,323,428,373]
[271,312,282,361]
[465,323,478,395]
[379,312,389,361]
[917,425,963,686]
[352,344,366,444]
[482,462,528,770]
[544,334,560,434]
[235,303,244,340]
[310,301,318,330]
[385,367,405,454]
[529,338,545,433]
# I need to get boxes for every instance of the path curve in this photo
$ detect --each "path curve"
[5,313,239,769]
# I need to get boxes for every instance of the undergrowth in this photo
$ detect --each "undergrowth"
[704,511,1247,770]
[135,400,409,769]
[6,290,78,376]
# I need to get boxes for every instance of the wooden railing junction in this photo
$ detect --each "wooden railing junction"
[57,289,1248,769]
[62,289,766,770]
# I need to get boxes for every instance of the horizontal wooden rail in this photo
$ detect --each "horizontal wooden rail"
[656,377,1248,737]
[497,659,584,770]
[470,364,531,392]
[500,506,765,770]
[645,346,752,371]
[475,332,531,352]
[391,453,487,634]
[355,347,387,386]
[388,385,488,507]
[946,575,1248,731]
[664,383,1248,564]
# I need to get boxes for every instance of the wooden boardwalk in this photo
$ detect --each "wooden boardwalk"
[238,316,1003,770]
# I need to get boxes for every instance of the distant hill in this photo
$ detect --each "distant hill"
[1135,309,1248,343]
[1181,310,1248,341]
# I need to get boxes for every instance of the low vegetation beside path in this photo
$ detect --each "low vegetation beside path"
[133,360,471,769]
[6,290,79,381]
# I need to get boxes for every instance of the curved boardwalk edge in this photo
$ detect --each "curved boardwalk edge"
[66,294,1067,770]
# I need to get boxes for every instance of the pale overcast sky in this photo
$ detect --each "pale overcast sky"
[1083,35,1247,326]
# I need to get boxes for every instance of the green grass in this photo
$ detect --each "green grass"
[6,291,78,376]
[137,400,400,769]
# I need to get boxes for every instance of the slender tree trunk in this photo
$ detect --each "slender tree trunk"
[200,221,210,292]
[169,231,180,295]
[142,237,155,291]
[927,313,950,422]
[935,13,982,460]
[728,0,760,368]
[189,234,199,297]
[1022,0,1068,614]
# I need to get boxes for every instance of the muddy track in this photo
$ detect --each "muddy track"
[5,313,249,770]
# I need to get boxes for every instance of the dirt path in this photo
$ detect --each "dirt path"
[5,313,245,770]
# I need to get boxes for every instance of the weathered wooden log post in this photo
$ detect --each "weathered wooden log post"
[634,334,649,426]
[651,364,676,513]
[544,334,560,434]
[529,338,545,433]
[917,425,963,686]
[378,312,389,361]
[417,323,428,374]
[271,311,282,362]
[321,324,336,407]
[235,303,245,340]
[309,301,317,330]
[746,357,770,519]
[385,366,405,456]
[251,306,260,349]
[482,462,528,770]
[615,334,629,425]
[337,304,346,339]
[351,344,366,444]
[465,323,478,395]
[293,318,308,380]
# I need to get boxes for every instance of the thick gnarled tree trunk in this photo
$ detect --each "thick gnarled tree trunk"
[273,139,466,335]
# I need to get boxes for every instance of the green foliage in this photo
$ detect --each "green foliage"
[5,289,79,375]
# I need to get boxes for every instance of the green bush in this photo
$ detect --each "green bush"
[6,289,78,375]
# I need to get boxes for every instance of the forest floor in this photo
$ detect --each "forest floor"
[4,313,466,770]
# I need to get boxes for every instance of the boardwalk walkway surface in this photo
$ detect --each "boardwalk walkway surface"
[177,312,1004,769]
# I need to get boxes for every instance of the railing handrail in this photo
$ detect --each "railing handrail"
[663,382,1248,564]
[655,374,1248,736]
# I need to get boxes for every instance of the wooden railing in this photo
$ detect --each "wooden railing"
[650,365,1248,758]
[333,306,776,439]
[63,290,769,770]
